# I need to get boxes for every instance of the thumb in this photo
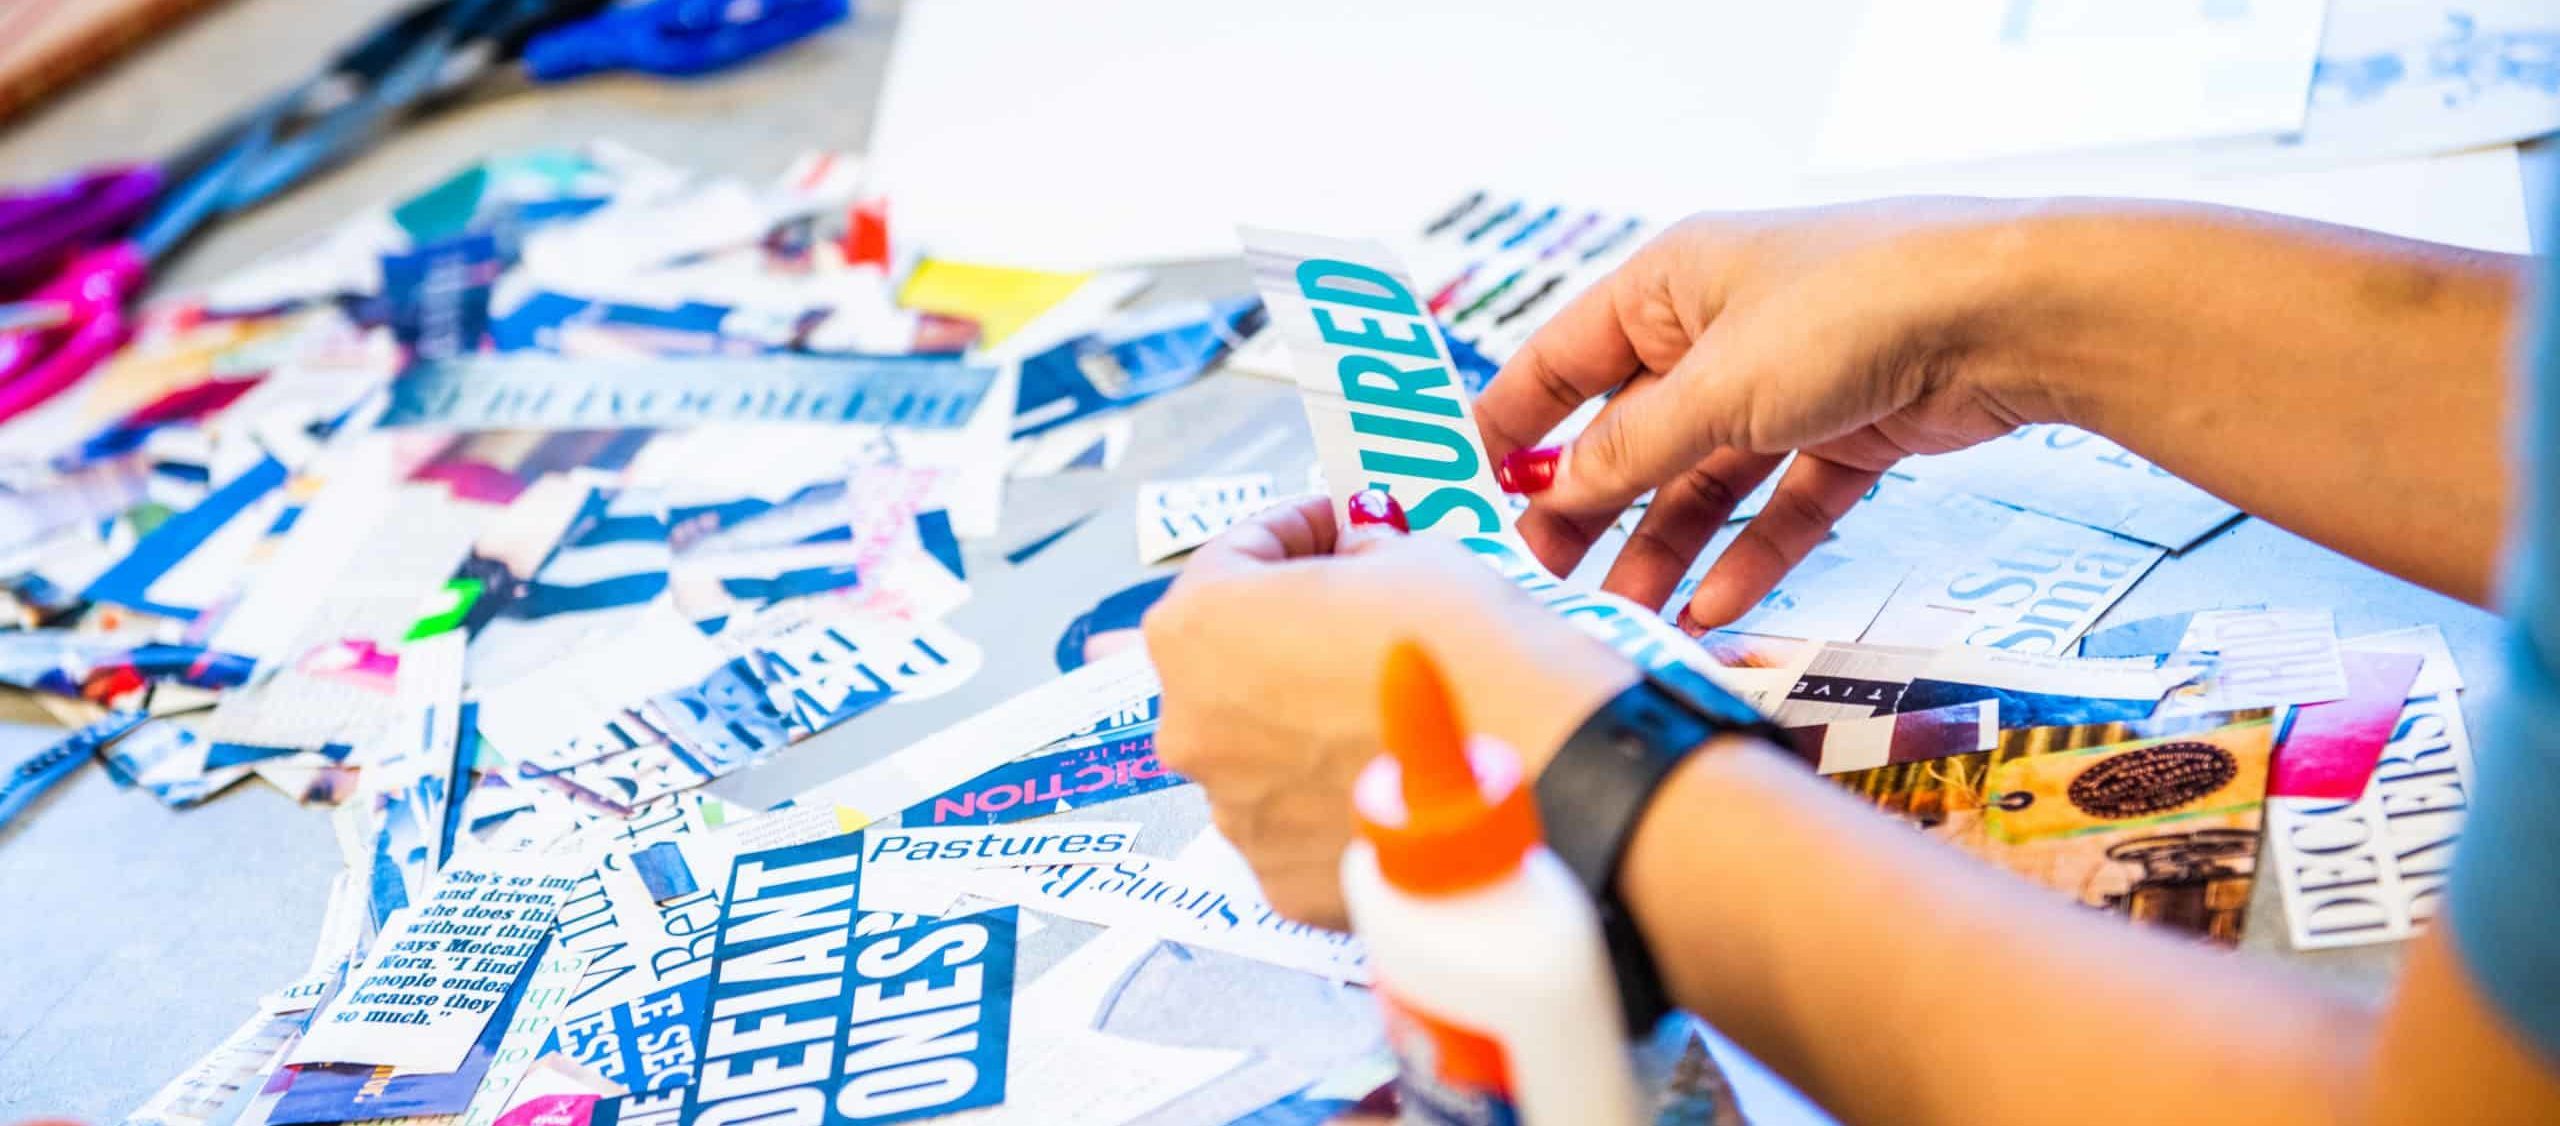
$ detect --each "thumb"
[1538,327,1749,517]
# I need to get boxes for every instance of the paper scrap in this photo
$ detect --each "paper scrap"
[2270,650,2424,799]
[270,938,583,1125]
[1137,473,1276,563]
[1788,701,1998,775]
[547,977,710,1100]
[292,853,580,1071]
[1900,425,2242,551]
[456,946,593,1126]
[1716,544,1909,642]
[1934,510,2165,653]
[126,1010,308,1126]
[1902,645,2200,728]
[779,647,1160,827]
[476,602,728,773]
[1242,227,1514,543]
[661,833,1017,1125]
[2331,623,2465,693]
[1813,1,2327,173]
[860,822,1144,872]
[2161,608,2351,713]
[2267,637,2475,949]
[899,714,1177,827]
[1835,716,2279,945]
[551,805,725,1020]
[962,854,1366,982]
[2078,610,2203,660]
[898,259,1091,348]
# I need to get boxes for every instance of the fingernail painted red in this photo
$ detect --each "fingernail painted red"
[1347,488,1409,532]
[1495,446,1560,494]
[1673,607,1705,637]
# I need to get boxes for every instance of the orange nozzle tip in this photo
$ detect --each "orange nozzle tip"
[1381,641,1476,805]
[1359,641,1541,895]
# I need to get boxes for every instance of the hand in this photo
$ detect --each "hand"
[1143,494,1636,929]
[1475,199,2093,631]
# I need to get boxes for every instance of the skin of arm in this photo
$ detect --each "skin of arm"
[1988,204,2529,605]
[1611,735,2560,1126]
[1156,203,2560,1124]
[1576,210,2558,1122]
[1153,505,2560,1124]
[1472,200,2530,623]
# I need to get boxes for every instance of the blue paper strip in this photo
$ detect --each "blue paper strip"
[0,712,147,830]
[622,837,1019,1126]
[82,455,289,619]
[631,840,700,903]
[1895,679,2163,729]
[548,977,711,1097]
[380,355,996,430]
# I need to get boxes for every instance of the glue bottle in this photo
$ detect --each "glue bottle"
[1342,642,1645,1124]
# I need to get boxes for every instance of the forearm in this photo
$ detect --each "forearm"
[1991,204,2528,604]
[1620,739,2373,1126]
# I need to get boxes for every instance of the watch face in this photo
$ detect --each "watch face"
[1537,679,1719,888]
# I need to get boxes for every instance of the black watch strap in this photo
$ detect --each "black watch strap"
[1534,668,1794,1033]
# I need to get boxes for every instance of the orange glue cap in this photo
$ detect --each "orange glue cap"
[1353,641,1544,895]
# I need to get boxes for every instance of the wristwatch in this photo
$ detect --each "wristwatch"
[1533,666,1795,1034]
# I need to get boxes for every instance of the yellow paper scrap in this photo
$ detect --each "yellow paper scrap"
[898,258,1091,346]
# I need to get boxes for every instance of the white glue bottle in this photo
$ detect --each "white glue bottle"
[1341,642,1645,1125]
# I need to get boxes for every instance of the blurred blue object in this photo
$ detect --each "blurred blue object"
[523,0,852,81]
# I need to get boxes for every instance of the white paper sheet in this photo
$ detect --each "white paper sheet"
[932,931,1248,1125]
[290,852,581,1071]
[1811,0,2327,173]
[2159,608,2351,713]
[779,646,1161,824]
[2220,1,2560,168]
[961,854,1368,982]
[875,0,1857,267]
[860,822,1145,873]
[453,946,591,1126]
[1895,424,2242,551]
[870,0,2529,268]
[1715,544,1910,643]
[1136,473,1277,563]
[1244,227,1515,542]
[473,601,729,772]
[1929,510,2166,654]
[2266,634,2475,949]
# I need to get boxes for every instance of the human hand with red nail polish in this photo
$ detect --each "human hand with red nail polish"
[1143,494,1634,928]
[1473,199,2102,631]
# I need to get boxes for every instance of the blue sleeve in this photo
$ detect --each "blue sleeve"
[2445,245,2560,1065]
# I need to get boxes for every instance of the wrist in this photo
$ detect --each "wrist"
[1530,669,1787,1033]
[1934,203,2180,432]
[1616,735,1799,1012]
[1492,630,1639,780]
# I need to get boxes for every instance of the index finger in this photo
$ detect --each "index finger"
[1472,263,1647,460]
